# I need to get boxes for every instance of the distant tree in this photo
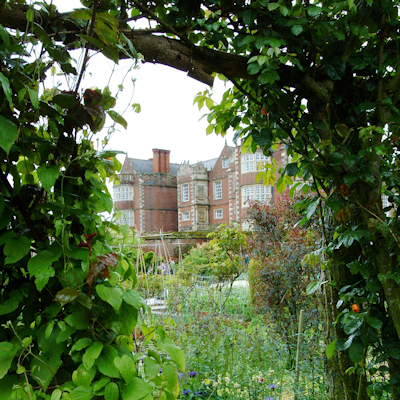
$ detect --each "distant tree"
[207,224,249,313]
[246,194,322,366]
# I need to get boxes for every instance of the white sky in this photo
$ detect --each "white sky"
[51,0,235,165]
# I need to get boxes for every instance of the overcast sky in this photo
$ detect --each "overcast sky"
[52,1,235,165]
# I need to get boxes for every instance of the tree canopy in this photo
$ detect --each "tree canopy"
[2,0,400,399]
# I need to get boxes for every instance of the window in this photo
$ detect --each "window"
[182,183,189,202]
[214,181,222,200]
[114,186,133,201]
[117,210,134,226]
[222,158,230,169]
[241,152,269,174]
[182,211,190,221]
[214,209,223,219]
[121,174,133,183]
[382,195,392,217]
[242,219,253,231]
[242,185,271,206]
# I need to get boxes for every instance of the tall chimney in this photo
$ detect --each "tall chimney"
[152,149,160,173]
[160,150,166,173]
[165,150,171,173]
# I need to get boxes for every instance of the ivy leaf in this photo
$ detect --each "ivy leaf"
[4,236,31,264]
[0,116,17,155]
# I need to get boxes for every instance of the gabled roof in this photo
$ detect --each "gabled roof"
[201,158,218,171]
[128,158,181,176]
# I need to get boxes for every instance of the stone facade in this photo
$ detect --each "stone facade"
[114,144,289,233]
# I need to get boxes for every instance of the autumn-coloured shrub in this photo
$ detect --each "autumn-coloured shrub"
[246,193,322,365]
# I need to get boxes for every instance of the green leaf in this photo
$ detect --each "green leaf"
[55,287,80,307]
[97,345,120,378]
[144,357,161,380]
[307,5,322,16]
[4,235,31,264]
[83,341,104,370]
[96,283,123,311]
[336,334,355,351]
[0,116,18,155]
[52,93,79,109]
[123,290,145,310]
[0,342,19,379]
[114,355,136,383]
[70,387,93,400]
[157,340,185,371]
[36,165,60,192]
[328,152,345,166]
[28,87,39,109]
[348,341,364,363]
[101,46,120,64]
[105,382,119,400]
[325,57,346,80]
[71,338,93,352]
[291,25,303,36]
[326,340,337,359]
[31,353,63,388]
[344,317,363,335]
[70,9,93,20]
[121,377,153,400]
[28,249,61,277]
[108,110,127,129]
[366,316,383,330]
[0,72,13,108]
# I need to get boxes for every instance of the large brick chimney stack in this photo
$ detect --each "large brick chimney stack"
[164,150,171,173]
[152,149,160,173]
[152,149,171,173]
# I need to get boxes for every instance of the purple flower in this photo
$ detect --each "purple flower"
[182,389,190,395]
[189,371,197,377]
[178,373,184,379]
[265,397,274,400]
[268,384,277,390]
[159,368,163,373]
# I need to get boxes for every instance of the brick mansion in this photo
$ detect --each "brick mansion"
[113,143,289,233]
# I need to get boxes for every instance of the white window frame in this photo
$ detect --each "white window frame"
[242,185,271,206]
[114,186,133,201]
[182,211,190,221]
[117,210,134,226]
[241,152,269,174]
[222,158,230,169]
[214,209,223,219]
[182,183,189,202]
[214,180,222,200]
